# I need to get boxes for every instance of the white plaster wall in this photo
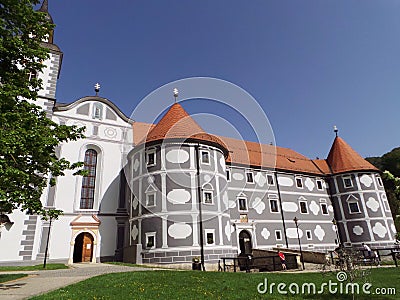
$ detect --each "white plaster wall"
[0,210,28,261]
[97,216,118,257]
[47,216,73,260]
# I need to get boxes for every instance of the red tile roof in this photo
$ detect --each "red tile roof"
[326,137,378,174]
[133,122,155,145]
[219,136,328,175]
[137,103,227,152]
[132,105,376,176]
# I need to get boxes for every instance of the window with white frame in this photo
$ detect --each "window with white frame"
[348,200,360,214]
[92,103,103,120]
[145,232,156,249]
[342,175,353,188]
[306,230,312,240]
[226,169,231,182]
[203,191,213,205]
[267,174,274,185]
[205,229,215,245]
[382,194,390,212]
[146,149,156,166]
[270,199,279,213]
[246,171,254,183]
[80,149,98,209]
[316,179,323,190]
[377,176,383,187]
[238,197,248,212]
[146,193,156,207]
[320,201,328,215]
[296,177,303,188]
[275,230,282,240]
[201,151,210,165]
[299,200,308,214]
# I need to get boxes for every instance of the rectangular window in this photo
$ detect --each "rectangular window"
[145,232,156,249]
[299,201,308,214]
[296,177,303,188]
[348,201,360,214]
[246,172,254,183]
[146,193,156,207]
[383,200,390,212]
[238,198,248,211]
[146,151,156,166]
[343,176,353,188]
[275,230,282,241]
[377,177,383,187]
[270,199,279,213]
[92,103,103,120]
[226,169,231,182]
[203,191,213,204]
[320,203,328,215]
[205,229,215,245]
[306,230,312,240]
[201,151,210,164]
[267,174,274,185]
[316,179,323,190]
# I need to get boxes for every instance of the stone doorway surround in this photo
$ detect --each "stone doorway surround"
[68,214,101,264]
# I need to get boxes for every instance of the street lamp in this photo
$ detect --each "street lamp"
[293,217,305,270]
[332,218,341,247]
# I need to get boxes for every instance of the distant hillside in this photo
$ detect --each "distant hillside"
[366,147,400,177]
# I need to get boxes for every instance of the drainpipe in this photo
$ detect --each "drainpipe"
[274,172,289,248]
[194,144,205,271]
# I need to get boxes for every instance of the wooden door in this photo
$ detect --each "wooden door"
[82,233,93,262]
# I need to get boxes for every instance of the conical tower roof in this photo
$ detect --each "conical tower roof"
[140,103,228,154]
[327,136,378,174]
[38,0,53,24]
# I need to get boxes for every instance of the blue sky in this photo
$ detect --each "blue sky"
[45,0,400,159]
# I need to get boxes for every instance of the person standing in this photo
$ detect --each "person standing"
[278,251,286,270]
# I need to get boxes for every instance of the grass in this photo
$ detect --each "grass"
[31,267,399,300]
[0,274,28,283]
[0,264,68,272]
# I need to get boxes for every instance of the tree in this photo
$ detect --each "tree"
[0,1,84,219]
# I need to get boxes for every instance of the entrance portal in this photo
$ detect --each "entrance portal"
[73,232,94,263]
[239,230,252,255]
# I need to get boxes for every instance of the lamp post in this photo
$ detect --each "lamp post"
[293,217,305,270]
[332,218,341,247]
[43,216,53,268]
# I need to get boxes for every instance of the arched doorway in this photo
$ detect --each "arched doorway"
[73,232,94,263]
[239,230,252,255]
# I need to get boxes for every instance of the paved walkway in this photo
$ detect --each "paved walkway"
[0,263,154,299]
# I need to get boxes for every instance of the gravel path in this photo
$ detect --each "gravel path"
[0,263,155,300]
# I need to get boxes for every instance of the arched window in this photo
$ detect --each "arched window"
[80,149,98,209]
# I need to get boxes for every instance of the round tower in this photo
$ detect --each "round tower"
[327,136,396,248]
[127,102,235,267]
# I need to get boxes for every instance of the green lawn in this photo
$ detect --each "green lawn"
[31,267,399,300]
[0,264,68,272]
[0,274,27,283]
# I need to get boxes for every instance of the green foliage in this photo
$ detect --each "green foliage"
[367,149,400,226]
[0,1,84,219]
